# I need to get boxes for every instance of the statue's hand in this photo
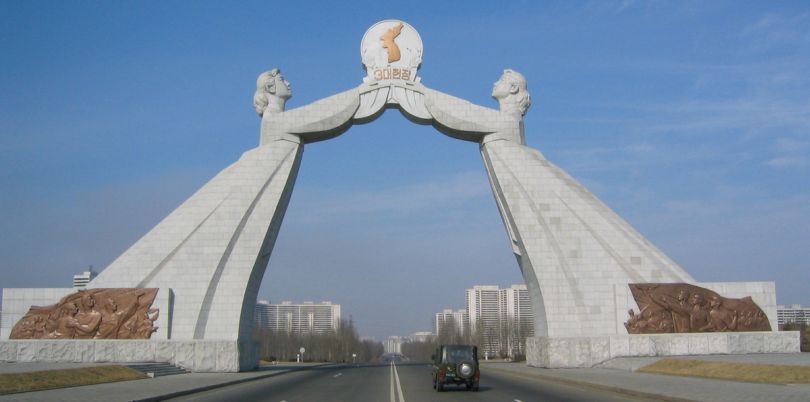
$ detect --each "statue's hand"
[357,81,383,95]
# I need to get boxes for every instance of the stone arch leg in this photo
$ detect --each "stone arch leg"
[88,141,303,371]
[480,139,695,365]
[482,144,550,338]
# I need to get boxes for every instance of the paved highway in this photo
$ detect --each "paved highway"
[168,362,656,402]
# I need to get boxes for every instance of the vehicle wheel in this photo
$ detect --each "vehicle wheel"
[472,381,479,392]
[466,383,472,390]
[436,382,444,392]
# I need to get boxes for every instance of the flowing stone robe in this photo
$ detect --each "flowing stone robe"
[423,88,696,338]
[89,88,362,343]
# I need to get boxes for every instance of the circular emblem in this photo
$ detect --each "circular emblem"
[360,20,422,83]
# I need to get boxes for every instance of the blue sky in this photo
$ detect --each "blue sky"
[1,1,808,339]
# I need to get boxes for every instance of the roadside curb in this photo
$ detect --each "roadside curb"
[131,363,336,402]
[482,364,698,402]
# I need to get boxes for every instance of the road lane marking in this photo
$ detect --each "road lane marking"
[389,362,396,402]
[389,361,407,402]
[392,362,406,402]
[333,372,343,378]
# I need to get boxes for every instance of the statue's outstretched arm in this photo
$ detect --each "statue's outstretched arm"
[279,87,364,144]
[420,86,498,143]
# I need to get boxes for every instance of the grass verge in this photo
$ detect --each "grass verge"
[639,359,810,384]
[0,365,146,395]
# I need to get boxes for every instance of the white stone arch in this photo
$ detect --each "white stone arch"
[2,19,791,374]
[88,70,699,371]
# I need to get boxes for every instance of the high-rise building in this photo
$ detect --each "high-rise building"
[465,284,534,358]
[434,308,469,337]
[409,331,435,343]
[777,304,810,326]
[499,284,535,355]
[384,336,405,354]
[254,300,341,334]
[73,267,97,289]
[466,285,501,356]
[466,286,501,330]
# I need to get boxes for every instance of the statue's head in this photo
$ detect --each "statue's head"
[64,302,79,316]
[81,293,95,309]
[105,299,118,313]
[492,69,531,116]
[253,68,292,116]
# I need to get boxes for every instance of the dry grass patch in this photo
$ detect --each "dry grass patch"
[639,359,810,384]
[0,365,146,395]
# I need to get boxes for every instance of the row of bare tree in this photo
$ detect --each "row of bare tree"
[402,316,533,361]
[254,318,384,363]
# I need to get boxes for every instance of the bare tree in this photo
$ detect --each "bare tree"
[254,318,384,363]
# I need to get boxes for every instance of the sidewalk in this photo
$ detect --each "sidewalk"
[0,362,329,402]
[483,353,810,402]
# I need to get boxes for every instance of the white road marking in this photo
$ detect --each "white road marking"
[393,362,405,402]
[515,400,523,402]
[333,372,343,378]
[389,362,396,402]
[389,361,406,402]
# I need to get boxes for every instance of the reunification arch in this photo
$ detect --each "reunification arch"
[87,20,782,371]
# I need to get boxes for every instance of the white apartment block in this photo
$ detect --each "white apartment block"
[466,285,534,332]
[777,304,810,326]
[385,332,436,353]
[434,308,469,336]
[385,336,405,354]
[466,284,535,357]
[466,285,501,332]
[409,331,435,343]
[73,267,97,289]
[500,284,534,334]
[254,300,341,334]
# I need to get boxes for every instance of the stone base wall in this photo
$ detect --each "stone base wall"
[0,339,259,372]
[526,331,801,368]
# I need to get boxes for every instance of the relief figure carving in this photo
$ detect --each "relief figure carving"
[74,293,102,339]
[10,288,159,340]
[625,283,770,334]
[42,302,80,339]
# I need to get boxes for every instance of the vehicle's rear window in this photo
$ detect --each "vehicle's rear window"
[443,346,474,363]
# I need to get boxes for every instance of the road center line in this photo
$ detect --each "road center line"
[389,362,396,402]
[393,362,406,402]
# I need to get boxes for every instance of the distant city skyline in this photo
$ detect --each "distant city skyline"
[2,2,809,339]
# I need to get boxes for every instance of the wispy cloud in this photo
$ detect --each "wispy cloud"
[774,137,810,153]
[616,0,638,13]
[765,137,810,169]
[742,13,810,51]
[766,156,808,168]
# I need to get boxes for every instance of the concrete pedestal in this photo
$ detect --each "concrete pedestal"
[0,339,259,372]
[526,331,801,368]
